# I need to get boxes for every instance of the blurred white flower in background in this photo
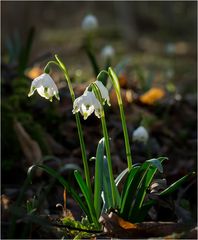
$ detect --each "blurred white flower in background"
[132,126,149,144]
[72,90,102,120]
[81,14,98,31]
[28,73,59,102]
[101,45,115,60]
[165,43,175,55]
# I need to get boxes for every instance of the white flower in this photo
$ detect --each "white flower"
[133,126,149,144]
[101,45,115,59]
[82,14,98,31]
[28,73,60,102]
[72,90,102,120]
[95,80,110,106]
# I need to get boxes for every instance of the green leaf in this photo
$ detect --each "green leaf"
[120,165,140,214]
[101,156,113,211]
[74,170,99,228]
[139,172,195,222]
[120,157,167,220]
[146,158,166,173]
[27,164,91,222]
[94,138,105,218]
[160,172,195,196]
[59,163,82,174]
[115,168,129,186]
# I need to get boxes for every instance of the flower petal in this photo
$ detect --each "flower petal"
[95,80,110,106]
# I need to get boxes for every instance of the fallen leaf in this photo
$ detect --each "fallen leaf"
[139,87,165,105]
[110,89,133,107]
[99,212,193,238]
[118,73,128,88]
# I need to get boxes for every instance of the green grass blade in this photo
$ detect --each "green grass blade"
[94,138,105,218]
[74,170,99,228]
[27,164,91,221]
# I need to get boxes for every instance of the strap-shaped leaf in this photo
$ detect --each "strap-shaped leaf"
[101,156,121,211]
[120,157,167,219]
[94,138,105,218]
[130,157,167,220]
[74,170,99,227]
[139,172,195,221]
[120,165,140,214]
[27,164,91,221]
[160,172,195,196]
[115,168,129,186]
[101,157,113,211]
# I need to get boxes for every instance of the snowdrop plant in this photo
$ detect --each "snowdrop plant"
[28,55,194,231]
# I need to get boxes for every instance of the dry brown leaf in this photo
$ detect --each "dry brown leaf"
[14,120,42,176]
[110,88,133,107]
[118,73,128,88]
[99,212,193,239]
[139,87,165,105]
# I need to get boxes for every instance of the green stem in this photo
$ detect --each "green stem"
[108,67,133,170]
[118,101,132,170]
[45,55,92,194]
[92,83,116,207]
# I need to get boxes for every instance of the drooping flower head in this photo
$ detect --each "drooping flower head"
[81,14,98,31]
[132,126,149,144]
[101,45,115,60]
[72,90,102,120]
[95,80,110,106]
[28,73,60,102]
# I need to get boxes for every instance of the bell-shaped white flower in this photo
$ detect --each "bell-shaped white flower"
[133,126,149,144]
[28,73,59,102]
[101,45,115,60]
[82,14,98,31]
[72,90,102,120]
[95,80,110,106]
